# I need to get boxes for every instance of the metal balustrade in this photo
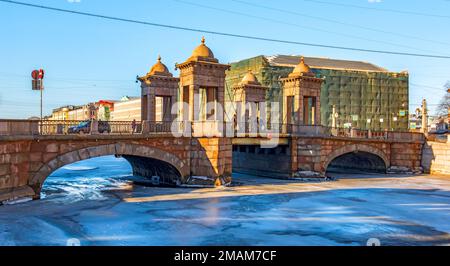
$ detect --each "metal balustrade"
[0,119,424,141]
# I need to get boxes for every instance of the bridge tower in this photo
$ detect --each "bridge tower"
[281,57,323,126]
[176,37,230,123]
[175,37,233,184]
[138,55,179,126]
[232,70,268,135]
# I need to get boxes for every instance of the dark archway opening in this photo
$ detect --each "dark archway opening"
[326,151,387,174]
[122,155,182,186]
[41,154,183,200]
[232,144,292,178]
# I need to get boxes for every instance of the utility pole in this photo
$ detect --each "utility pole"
[421,98,428,135]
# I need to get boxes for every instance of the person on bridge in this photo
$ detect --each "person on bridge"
[131,119,137,134]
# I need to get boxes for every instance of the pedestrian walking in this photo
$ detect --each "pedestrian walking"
[131,119,137,134]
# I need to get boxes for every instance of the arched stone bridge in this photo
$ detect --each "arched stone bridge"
[0,124,424,202]
[0,133,232,201]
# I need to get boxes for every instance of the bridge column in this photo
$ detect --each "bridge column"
[189,137,232,186]
[173,38,233,185]
[232,70,268,136]
[291,136,326,178]
[281,57,323,127]
[138,55,179,131]
[176,37,230,127]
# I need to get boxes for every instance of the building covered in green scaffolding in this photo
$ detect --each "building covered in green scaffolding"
[225,55,409,131]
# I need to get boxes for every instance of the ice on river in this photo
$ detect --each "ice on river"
[0,156,449,246]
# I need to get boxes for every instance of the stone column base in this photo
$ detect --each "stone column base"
[387,166,423,175]
[0,185,36,205]
[291,170,330,182]
[181,175,232,188]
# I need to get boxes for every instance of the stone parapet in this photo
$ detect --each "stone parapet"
[422,141,450,175]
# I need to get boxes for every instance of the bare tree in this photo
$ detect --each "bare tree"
[435,81,450,117]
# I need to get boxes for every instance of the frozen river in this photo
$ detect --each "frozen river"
[0,156,449,246]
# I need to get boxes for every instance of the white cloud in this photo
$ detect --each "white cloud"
[368,0,382,3]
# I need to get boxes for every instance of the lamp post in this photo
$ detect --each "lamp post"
[366,118,372,138]
[421,98,428,135]
[332,105,337,129]
[393,116,398,131]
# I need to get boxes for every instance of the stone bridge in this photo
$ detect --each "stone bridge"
[233,132,424,178]
[0,38,426,202]
[0,132,232,202]
[0,121,424,202]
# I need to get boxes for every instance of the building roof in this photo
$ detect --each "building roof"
[52,105,82,112]
[118,96,141,102]
[265,55,388,72]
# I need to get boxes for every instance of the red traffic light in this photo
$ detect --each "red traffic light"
[31,70,40,80]
[31,69,45,80]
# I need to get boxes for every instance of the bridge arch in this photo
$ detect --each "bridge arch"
[324,144,389,173]
[29,143,189,196]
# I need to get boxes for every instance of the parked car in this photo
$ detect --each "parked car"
[98,121,111,133]
[68,121,90,134]
[68,120,111,134]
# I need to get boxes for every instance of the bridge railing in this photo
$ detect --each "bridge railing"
[109,121,143,134]
[229,122,328,137]
[40,120,82,135]
[0,119,40,136]
[0,119,425,142]
[323,126,424,141]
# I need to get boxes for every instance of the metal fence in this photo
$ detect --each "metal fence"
[0,119,424,141]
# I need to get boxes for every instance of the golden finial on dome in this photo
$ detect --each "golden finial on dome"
[240,69,261,85]
[188,36,216,62]
[147,55,172,77]
[290,55,313,77]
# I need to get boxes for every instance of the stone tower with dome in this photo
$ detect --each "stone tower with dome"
[175,37,230,122]
[232,70,268,135]
[138,55,179,123]
[281,57,324,126]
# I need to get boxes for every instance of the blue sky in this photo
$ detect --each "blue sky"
[0,0,449,119]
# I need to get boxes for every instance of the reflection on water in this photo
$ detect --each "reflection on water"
[42,156,134,201]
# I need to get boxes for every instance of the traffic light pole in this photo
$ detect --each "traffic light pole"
[32,69,45,134]
[40,86,43,121]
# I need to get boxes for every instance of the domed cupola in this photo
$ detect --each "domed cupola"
[289,56,314,77]
[188,37,218,63]
[147,55,173,77]
[240,70,261,86]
